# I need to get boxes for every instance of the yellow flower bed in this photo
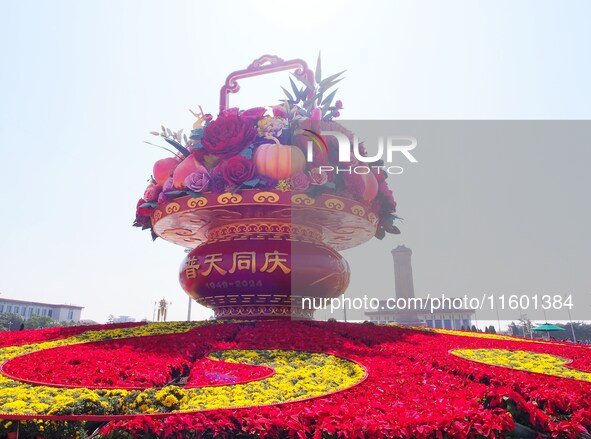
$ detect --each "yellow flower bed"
[0,323,365,417]
[450,348,591,382]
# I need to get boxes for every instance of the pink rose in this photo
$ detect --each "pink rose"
[184,166,211,193]
[291,172,310,192]
[309,167,329,186]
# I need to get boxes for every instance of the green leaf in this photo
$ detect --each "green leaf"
[319,71,345,88]
[241,177,261,188]
[163,138,190,157]
[374,227,386,240]
[281,87,295,102]
[291,72,314,89]
[289,77,300,100]
[315,52,322,83]
[139,202,158,209]
[384,224,401,234]
[186,190,203,198]
[239,144,254,159]
[306,185,325,199]
[164,190,186,197]
[321,89,338,106]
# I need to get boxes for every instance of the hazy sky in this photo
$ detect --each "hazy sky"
[1,1,590,323]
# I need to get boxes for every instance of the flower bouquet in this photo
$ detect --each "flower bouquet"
[133,55,400,319]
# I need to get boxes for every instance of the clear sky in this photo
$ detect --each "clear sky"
[1,1,590,324]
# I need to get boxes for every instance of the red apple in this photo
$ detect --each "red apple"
[172,154,203,189]
[153,157,179,185]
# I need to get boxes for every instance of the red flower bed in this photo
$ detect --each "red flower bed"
[0,322,144,348]
[100,322,591,438]
[2,323,271,389]
[3,321,591,438]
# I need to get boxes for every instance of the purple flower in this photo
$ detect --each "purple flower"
[162,177,175,193]
[158,192,172,204]
[291,171,310,192]
[184,166,211,193]
[210,175,227,193]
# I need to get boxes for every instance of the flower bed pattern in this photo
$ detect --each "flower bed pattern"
[1,321,591,438]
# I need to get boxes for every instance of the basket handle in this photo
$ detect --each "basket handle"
[219,55,314,113]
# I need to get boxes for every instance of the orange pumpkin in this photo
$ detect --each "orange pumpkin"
[254,137,306,179]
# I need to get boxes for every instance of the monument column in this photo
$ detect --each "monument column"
[391,245,418,323]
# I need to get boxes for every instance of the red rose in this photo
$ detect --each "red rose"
[378,181,397,212]
[201,113,257,159]
[220,155,255,186]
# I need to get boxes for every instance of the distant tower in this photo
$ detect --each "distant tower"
[391,245,415,300]
[390,245,418,323]
[157,298,171,322]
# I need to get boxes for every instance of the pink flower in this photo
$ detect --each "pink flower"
[220,107,240,117]
[241,107,267,122]
[184,167,211,193]
[143,184,162,202]
[271,105,287,117]
[309,167,329,186]
[335,100,343,109]
[290,172,310,192]
[311,107,322,121]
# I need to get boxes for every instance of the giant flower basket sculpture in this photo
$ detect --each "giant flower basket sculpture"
[134,55,399,319]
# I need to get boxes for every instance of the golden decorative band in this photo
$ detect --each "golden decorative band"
[206,222,323,241]
[291,194,315,205]
[324,198,345,210]
[187,197,208,208]
[351,205,366,216]
[253,191,281,203]
[217,192,243,204]
[213,305,315,319]
[165,202,181,214]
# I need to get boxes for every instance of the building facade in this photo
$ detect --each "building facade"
[0,298,83,322]
[365,246,475,329]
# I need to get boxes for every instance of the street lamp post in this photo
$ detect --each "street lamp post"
[567,308,577,343]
